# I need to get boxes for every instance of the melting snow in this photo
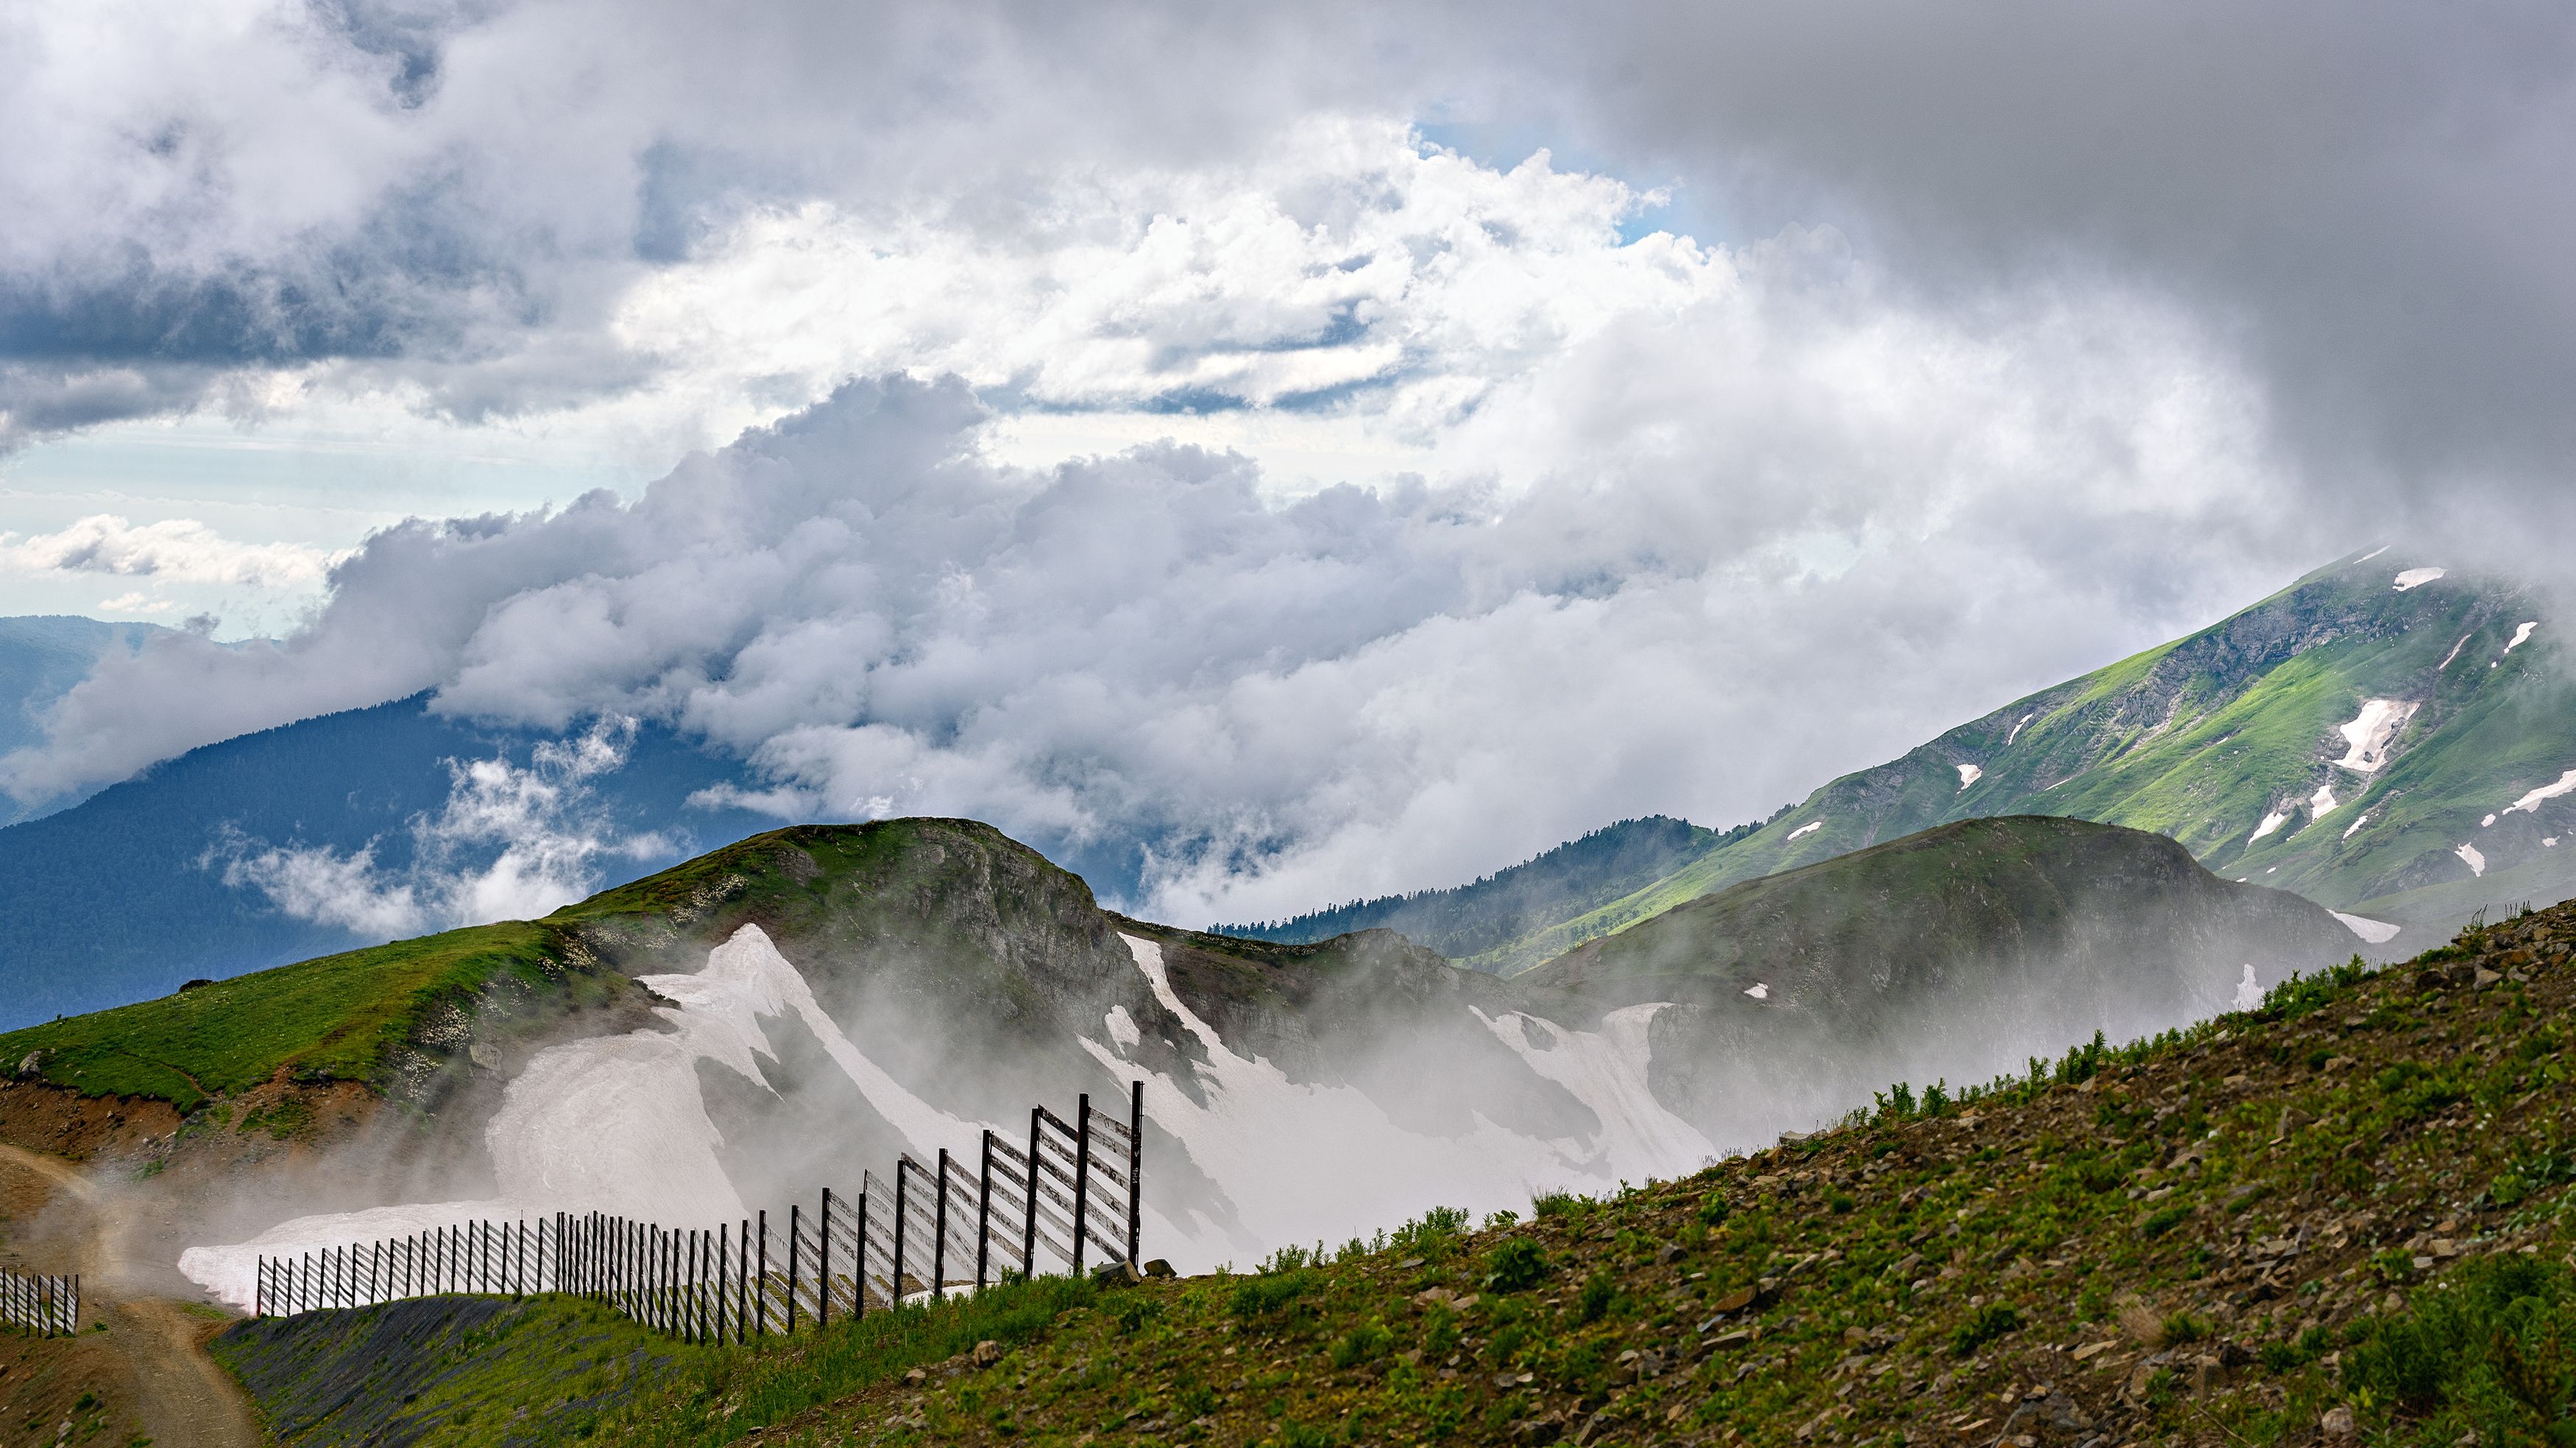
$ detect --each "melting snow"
[182,925,988,1309]
[2249,809,2290,844]
[2392,567,2446,591]
[2308,784,2339,817]
[2549,837,2562,848]
[2332,699,2418,773]
[2507,622,2539,655]
[2356,544,2391,563]
[2456,842,2487,877]
[1956,764,1983,791]
[2332,912,2402,945]
[2006,713,2035,746]
[2440,635,2471,669]
[1786,821,1822,840]
[2343,812,2370,840]
[1744,982,1770,1001]
[1082,935,1712,1266]
[2503,768,2576,816]
[2233,965,2262,1012]
[1104,1004,1142,1054]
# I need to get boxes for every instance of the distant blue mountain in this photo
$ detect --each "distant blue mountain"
[0,615,166,824]
[0,696,782,1029]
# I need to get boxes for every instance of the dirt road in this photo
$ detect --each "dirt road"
[0,1143,260,1448]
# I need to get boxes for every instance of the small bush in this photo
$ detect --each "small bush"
[1391,1206,1471,1256]
[1483,1208,1521,1229]
[1577,1271,1617,1324]
[1827,1192,1856,1214]
[2140,1204,2191,1238]
[1697,1192,1732,1226]
[1231,1270,1317,1320]
[2160,1311,2211,1344]
[1328,1319,1393,1369]
[1532,1191,1586,1220]
[1951,1303,2022,1356]
[2346,1254,2576,1433]
[1482,1238,1551,1293]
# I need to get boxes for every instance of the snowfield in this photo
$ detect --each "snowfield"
[1956,764,1983,790]
[2331,912,2402,945]
[2504,768,2576,817]
[1787,820,1822,840]
[2457,842,2488,877]
[2507,622,2539,655]
[2249,809,2290,843]
[2392,567,2446,591]
[2332,699,2418,773]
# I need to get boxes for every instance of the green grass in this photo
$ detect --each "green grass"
[0,922,565,1110]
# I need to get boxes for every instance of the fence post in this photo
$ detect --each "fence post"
[933,1148,951,1302]
[977,1130,994,1289]
[1072,1092,1093,1274]
[1022,1108,1042,1275]
[818,1189,833,1330]
[737,1219,751,1341]
[786,1203,801,1334]
[855,1186,871,1320]
[1127,1079,1144,1264]
[757,1210,769,1336]
[892,1165,909,1309]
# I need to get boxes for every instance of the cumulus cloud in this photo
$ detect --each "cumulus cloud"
[1,514,344,588]
[15,230,2315,922]
[210,716,668,934]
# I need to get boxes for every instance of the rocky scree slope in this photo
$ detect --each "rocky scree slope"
[1251,549,2576,973]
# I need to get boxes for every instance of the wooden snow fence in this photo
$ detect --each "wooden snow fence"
[255,1082,1146,1343]
[0,1267,78,1336]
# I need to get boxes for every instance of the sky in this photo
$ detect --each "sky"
[2,0,2573,924]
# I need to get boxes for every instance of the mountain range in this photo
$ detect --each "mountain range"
[0,812,2356,1293]
[1240,548,2574,970]
[0,547,2566,1028]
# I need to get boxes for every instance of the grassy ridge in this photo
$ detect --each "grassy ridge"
[0,922,562,1110]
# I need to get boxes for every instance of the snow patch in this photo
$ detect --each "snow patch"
[2548,837,2561,848]
[1744,982,1770,1001]
[1786,821,1822,840]
[2332,912,2402,945]
[2440,635,2471,670]
[2308,784,2338,817]
[2506,622,2538,655]
[2006,713,2035,746]
[2332,699,2418,773]
[2503,768,2576,816]
[2483,814,2498,828]
[2343,812,2370,840]
[2233,965,2262,1012]
[2355,544,2391,563]
[2392,567,2446,591]
[182,924,984,1309]
[1956,764,1983,791]
[2456,842,2487,877]
[1104,1004,1142,1054]
[2249,809,2290,844]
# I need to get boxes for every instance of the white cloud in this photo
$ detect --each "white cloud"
[1,514,343,588]
[210,716,668,934]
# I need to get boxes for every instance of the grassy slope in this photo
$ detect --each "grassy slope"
[0,922,565,1111]
[1473,553,2575,974]
[1525,815,2346,1001]
[221,898,2576,1448]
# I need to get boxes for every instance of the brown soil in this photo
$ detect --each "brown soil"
[1,1142,261,1448]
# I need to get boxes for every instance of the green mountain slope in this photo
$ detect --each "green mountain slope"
[1256,550,2574,973]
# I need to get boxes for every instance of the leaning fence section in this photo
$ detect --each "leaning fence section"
[255,1081,1145,1344]
[0,1268,77,1336]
